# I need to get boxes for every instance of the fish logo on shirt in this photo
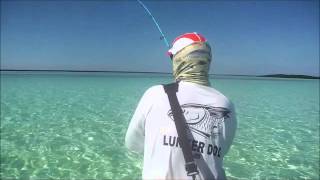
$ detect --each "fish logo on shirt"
[167,103,231,138]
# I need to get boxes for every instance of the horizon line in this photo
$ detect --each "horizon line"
[0,69,255,76]
[0,69,319,78]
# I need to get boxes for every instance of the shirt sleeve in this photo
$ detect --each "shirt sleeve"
[125,87,155,153]
[222,101,237,155]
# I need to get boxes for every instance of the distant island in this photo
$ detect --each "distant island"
[259,74,320,79]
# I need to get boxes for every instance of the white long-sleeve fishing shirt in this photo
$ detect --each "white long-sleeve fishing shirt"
[125,81,237,180]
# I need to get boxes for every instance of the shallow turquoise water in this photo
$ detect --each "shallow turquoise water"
[1,72,319,179]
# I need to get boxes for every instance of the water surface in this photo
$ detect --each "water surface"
[1,72,319,179]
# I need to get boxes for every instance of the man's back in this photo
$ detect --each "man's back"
[125,81,237,180]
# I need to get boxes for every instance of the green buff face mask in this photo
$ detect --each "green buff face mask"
[172,42,212,86]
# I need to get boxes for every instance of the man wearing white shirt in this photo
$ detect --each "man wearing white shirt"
[125,32,237,180]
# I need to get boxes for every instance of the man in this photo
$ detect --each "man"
[125,32,237,180]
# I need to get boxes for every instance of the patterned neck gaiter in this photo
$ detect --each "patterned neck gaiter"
[172,42,212,86]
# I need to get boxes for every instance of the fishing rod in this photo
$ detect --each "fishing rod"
[137,0,170,49]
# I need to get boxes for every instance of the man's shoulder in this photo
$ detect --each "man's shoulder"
[144,84,164,94]
[207,87,234,108]
[191,83,234,109]
[181,82,229,100]
[179,81,235,109]
[208,87,231,101]
[141,84,166,100]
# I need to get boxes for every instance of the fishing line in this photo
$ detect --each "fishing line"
[137,0,170,49]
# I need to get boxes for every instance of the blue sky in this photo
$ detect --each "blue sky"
[1,0,319,76]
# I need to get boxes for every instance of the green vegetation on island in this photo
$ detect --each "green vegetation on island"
[260,74,319,79]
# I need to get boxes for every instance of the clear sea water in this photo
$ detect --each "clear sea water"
[1,72,319,180]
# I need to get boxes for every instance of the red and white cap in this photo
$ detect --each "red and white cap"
[167,32,207,56]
